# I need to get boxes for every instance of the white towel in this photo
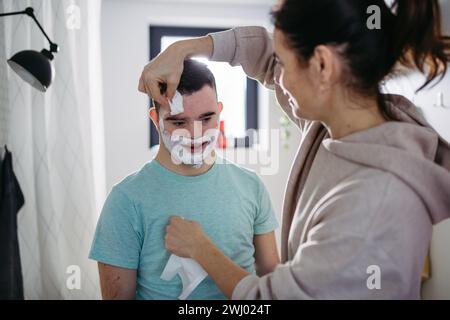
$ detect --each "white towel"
[169,91,184,115]
[160,254,208,300]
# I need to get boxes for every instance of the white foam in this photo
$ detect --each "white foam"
[169,91,184,115]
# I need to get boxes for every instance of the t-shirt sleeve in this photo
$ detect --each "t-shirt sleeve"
[253,178,279,235]
[89,186,142,269]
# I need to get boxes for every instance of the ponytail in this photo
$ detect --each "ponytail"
[272,0,449,98]
[391,0,450,90]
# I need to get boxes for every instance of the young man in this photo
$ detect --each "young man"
[89,59,279,300]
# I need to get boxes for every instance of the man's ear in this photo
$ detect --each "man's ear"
[217,102,224,114]
[149,107,159,129]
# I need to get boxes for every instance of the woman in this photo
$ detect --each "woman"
[139,0,450,299]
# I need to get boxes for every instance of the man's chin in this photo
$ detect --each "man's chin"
[178,149,216,166]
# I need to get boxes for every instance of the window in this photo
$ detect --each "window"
[149,26,258,148]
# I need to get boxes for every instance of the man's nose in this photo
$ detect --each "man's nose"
[188,120,204,139]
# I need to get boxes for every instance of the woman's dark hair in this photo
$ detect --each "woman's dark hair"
[272,0,450,118]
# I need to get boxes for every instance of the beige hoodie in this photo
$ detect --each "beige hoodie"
[209,26,450,299]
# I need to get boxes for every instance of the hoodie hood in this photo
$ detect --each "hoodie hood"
[322,94,450,225]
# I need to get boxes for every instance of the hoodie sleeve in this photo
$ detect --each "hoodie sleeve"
[208,26,307,131]
[231,235,374,300]
[232,174,428,299]
[232,231,378,299]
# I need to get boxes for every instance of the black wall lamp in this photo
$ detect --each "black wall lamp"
[0,7,59,92]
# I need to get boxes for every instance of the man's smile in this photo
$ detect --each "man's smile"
[189,141,209,153]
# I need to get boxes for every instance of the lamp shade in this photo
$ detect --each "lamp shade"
[7,49,55,92]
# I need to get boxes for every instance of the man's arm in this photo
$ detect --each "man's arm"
[253,231,280,276]
[89,186,142,299]
[98,262,137,300]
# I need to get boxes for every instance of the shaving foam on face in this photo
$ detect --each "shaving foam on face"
[159,117,219,167]
[169,91,184,115]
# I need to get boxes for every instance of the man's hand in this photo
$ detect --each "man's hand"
[98,262,137,300]
[138,36,213,105]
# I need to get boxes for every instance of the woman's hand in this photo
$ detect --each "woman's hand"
[138,42,185,105]
[165,216,209,259]
[165,216,251,299]
[138,36,213,105]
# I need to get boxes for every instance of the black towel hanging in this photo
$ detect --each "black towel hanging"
[0,145,25,299]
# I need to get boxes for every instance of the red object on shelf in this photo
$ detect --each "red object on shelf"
[217,120,227,149]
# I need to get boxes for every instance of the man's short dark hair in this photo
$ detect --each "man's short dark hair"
[153,59,216,113]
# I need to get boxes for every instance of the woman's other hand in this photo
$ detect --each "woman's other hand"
[165,216,209,258]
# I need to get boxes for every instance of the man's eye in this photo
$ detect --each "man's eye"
[172,121,185,127]
[201,117,211,123]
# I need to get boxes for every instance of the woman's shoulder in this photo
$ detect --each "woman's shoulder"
[312,169,428,233]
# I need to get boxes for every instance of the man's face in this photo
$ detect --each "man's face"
[157,85,223,154]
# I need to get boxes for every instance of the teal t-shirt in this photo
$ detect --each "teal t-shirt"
[89,157,278,300]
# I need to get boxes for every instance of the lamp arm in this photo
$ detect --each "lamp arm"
[0,10,27,17]
[0,7,58,53]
